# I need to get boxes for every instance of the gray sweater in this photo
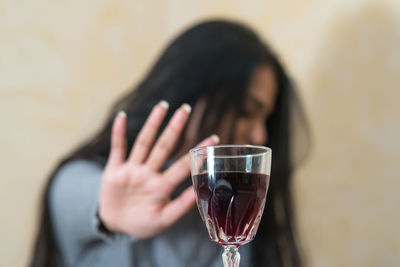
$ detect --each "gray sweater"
[49,160,252,267]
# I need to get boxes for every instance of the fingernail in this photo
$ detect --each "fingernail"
[210,134,220,144]
[159,100,169,109]
[118,111,127,118]
[181,103,191,113]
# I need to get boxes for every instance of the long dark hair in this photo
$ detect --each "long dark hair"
[30,19,310,267]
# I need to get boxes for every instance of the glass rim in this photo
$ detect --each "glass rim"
[189,144,272,158]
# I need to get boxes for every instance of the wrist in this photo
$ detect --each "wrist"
[97,205,123,234]
[96,210,116,237]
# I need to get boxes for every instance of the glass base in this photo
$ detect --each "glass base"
[222,246,240,267]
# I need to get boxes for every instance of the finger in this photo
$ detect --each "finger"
[107,111,127,167]
[160,186,196,228]
[129,101,169,164]
[146,104,191,171]
[162,135,220,193]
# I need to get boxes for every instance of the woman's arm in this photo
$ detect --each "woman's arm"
[48,102,219,265]
[49,159,134,265]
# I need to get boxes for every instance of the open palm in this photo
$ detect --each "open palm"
[99,101,218,239]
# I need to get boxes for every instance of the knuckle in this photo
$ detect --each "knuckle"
[168,123,182,135]
[162,176,176,192]
[160,214,171,229]
[157,139,172,152]
[135,135,149,148]
[147,117,161,128]
[178,158,189,169]
[111,142,119,151]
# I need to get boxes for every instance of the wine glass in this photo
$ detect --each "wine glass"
[190,145,272,267]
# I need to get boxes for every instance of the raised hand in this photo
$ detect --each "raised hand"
[99,101,219,239]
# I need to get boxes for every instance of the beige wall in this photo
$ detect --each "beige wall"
[1,0,399,266]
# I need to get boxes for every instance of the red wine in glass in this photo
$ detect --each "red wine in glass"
[190,145,271,267]
[193,171,269,247]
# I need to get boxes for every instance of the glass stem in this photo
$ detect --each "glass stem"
[222,246,240,267]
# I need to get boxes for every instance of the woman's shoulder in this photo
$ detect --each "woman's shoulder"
[50,159,104,199]
[55,159,103,179]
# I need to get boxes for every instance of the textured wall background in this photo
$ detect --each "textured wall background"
[1,0,399,266]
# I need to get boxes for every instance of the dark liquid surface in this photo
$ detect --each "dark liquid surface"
[193,171,269,247]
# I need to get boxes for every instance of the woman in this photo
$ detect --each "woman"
[30,20,310,267]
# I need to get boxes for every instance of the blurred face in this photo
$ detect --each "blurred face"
[232,65,277,145]
[179,65,277,155]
